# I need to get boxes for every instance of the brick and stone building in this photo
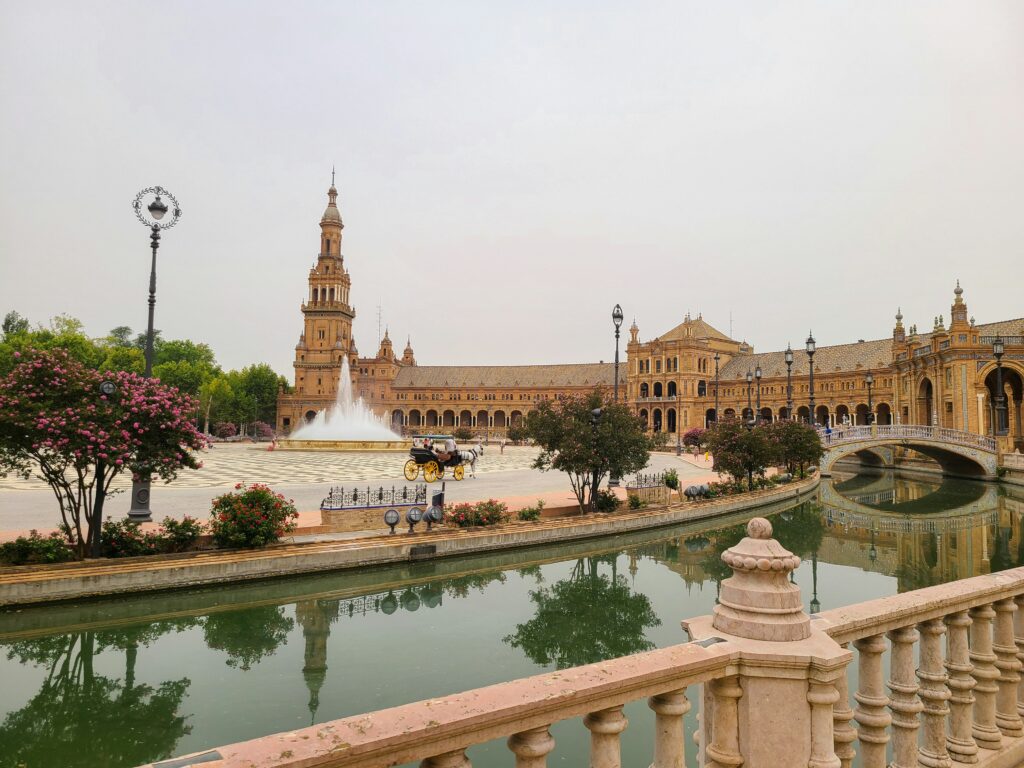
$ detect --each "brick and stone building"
[279,183,1023,449]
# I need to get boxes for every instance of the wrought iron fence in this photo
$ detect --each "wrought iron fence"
[625,472,667,490]
[320,483,428,511]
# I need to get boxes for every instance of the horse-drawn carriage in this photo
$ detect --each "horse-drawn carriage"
[403,434,483,483]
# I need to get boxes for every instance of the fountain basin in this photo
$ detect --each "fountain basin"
[275,438,409,452]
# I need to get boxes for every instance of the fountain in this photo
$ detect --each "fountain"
[276,358,408,452]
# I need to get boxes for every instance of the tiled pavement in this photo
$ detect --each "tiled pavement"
[0,443,541,492]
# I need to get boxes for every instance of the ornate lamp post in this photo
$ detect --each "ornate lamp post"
[784,344,794,419]
[806,332,817,426]
[713,352,721,424]
[130,186,182,521]
[865,372,874,425]
[612,304,623,403]
[610,304,624,487]
[745,370,753,422]
[994,336,1007,435]
[755,365,762,423]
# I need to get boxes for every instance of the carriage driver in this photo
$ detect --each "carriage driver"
[434,436,458,465]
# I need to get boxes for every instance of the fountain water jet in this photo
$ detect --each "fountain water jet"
[277,358,408,451]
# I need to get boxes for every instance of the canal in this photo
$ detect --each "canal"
[1,472,1022,768]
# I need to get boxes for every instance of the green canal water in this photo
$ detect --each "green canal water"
[1,472,1023,768]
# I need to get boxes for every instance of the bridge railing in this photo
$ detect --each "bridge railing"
[817,424,996,452]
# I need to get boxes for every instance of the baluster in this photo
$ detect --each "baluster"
[705,676,743,768]
[832,645,856,768]
[886,626,922,768]
[1015,595,1024,719]
[918,618,952,767]
[421,748,471,768]
[993,598,1023,737]
[508,726,555,768]
[852,634,891,768]
[945,610,979,763]
[584,705,628,768]
[648,689,690,768]
[807,672,841,768]
[969,603,1002,749]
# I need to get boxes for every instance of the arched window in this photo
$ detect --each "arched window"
[655,359,662,373]
[653,382,663,398]
[697,380,706,397]
[640,382,649,398]
[325,238,331,253]
[667,381,677,398]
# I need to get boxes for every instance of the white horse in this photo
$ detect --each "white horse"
[457,443,484,477]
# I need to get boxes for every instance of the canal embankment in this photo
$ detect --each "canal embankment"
[0,475,818,607]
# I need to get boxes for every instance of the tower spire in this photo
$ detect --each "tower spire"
[331,165,336,187]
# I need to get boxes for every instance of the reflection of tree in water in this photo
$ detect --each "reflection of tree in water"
[442,571,508,598]
[0,622,195,768]
[503,556,660,669]
[203,605,295,671]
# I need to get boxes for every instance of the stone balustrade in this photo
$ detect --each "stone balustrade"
[143,523,1024,768]
[817,565,1024,767]
[1005,452,1024,471]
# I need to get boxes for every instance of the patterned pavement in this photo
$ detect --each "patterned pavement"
[0,444,541,492]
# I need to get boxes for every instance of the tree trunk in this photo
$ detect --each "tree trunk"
[90,460,106,558]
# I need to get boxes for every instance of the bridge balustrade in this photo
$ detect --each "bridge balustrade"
[818,424,997,452]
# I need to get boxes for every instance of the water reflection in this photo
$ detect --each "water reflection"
[503,556,661,668]
[0,622,195,768]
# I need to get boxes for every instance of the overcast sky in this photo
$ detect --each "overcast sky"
[1,2,1021,377]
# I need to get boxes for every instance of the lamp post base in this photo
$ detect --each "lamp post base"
[608,475,620,488]
[128,478,153,522]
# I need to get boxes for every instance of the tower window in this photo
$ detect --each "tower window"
[326,238,331,253]
[318,329,325,340]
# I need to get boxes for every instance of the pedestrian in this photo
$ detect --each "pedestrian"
[500,438,506,454]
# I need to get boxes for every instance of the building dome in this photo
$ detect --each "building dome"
[321,184,344,227]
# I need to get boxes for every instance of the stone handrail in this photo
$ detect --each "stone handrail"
[816,566,1024,767]
[144,641,739,768]
[819,424,997,452]
[1005,452,1024,470]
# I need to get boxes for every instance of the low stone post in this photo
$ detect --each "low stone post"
[683,518,851,768]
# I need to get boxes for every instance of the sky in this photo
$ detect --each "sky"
[1,2,1022,378]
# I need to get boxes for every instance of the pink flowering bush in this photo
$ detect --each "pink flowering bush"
[447,499,510,528]
[208,483,298,548]
[0,349,208,558]
[214,421,237,439]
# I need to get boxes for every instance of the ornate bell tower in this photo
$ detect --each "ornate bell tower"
[292,177,356,399]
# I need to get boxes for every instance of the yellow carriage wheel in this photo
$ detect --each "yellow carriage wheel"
[403,460,419,481]
[423,461,439,483]
[453,465,465,481]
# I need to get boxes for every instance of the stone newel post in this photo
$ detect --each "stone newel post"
[683,518,851,768]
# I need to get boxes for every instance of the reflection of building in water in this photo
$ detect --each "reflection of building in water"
[632,539,715,592]
[295,599,340,723]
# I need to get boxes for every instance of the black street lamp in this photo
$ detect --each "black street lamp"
[713,352,721,424]
[865,372,874,425]
[745,370,753,422]
[994,336,1007,435]
[130,186,182,522]
[784,344,794,420]
[612,304,623,403]
[755,365,762,422]
[610,304,624,487]
[806,332,817,426]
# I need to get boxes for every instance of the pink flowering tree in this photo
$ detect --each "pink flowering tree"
[0,349,207,558]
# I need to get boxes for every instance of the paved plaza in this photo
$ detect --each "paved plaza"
[0,444,715,535]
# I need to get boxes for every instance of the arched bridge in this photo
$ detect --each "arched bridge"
[819,425,998,479]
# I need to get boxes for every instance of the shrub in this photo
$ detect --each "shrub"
[209,483,298,548]
[594,490,621,513]
[682,427,706,447]
[448,499,511,527]
[454,426,474,441]
[663,468,680,490]
[628,494,645,510]
[214,422,237,439]
[161,516,204,552]
[517,500,545,522]
[101,519,161,558]
[0,530,74,565]
[252,421,275,440]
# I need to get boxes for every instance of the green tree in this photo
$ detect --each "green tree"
[199,376,234,435]
[705,420,775,491]
[765,420,823,477]
[203,605,295,670]
[504,556,660,668]
[2,310,29,337]
[155,339,217,369]
[152,359,210,398]
[526,389,652,513]
[100,346,146,375]
[0,315,106,375]
[106,326,134,347]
